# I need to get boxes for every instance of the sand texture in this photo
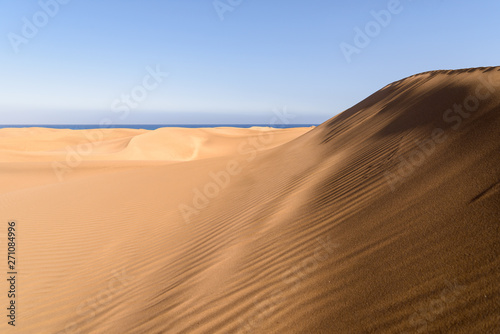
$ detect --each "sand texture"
[0,67,499,333]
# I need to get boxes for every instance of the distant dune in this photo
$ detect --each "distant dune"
[0,67,499,333]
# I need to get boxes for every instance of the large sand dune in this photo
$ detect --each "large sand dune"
[1,67,499,333]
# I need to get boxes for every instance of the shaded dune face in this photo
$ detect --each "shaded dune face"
[0,67,499,333]
[288,66,500,333]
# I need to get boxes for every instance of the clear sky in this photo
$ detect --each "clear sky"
[0,0,499,124]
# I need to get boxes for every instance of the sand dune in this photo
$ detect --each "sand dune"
[0,67,499,333]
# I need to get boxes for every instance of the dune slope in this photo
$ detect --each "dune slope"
[0,67,499,333]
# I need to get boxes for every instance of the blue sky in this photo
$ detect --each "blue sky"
[0,0,499,124]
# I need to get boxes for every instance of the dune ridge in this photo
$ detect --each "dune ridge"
[0,67,499,333]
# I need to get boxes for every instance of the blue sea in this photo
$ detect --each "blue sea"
[0,124,318,130]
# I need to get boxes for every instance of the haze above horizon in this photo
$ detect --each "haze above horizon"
[0,0,499,124]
